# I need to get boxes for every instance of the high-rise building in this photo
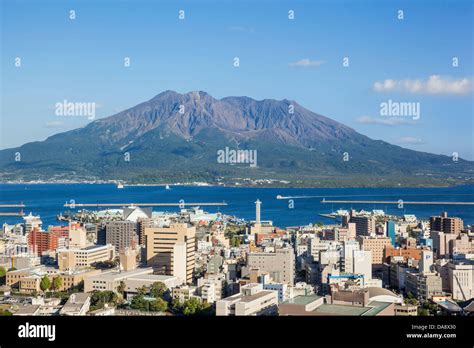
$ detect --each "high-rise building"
[429,212,463,235]
[386,221,396,246]
[357,236,391,265]
[247,247,295,285]
[144,223,196,284]
[353,250,372,281]
[105,221,138,253]
[350,215,376,237]
[66,223,87,248]
[342,240,360,273]
[430,231,459,258]
[27,228,68,256]
[137,218,153,246]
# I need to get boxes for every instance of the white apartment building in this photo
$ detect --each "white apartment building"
[447,261,474,300]
[216,283,278,316]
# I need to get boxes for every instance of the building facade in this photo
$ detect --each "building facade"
[144,223,196,284]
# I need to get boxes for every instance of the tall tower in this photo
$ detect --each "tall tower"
[255,199,261,224]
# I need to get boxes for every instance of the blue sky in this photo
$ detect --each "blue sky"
[1,0,473,159]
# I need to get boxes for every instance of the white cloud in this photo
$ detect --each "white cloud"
[356,115,415,126]
[397,136,425,145]
[373,75,472,95]
[289,58,325,67]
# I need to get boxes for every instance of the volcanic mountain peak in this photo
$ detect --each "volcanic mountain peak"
[90,90,359,147]
[0,90,471,186]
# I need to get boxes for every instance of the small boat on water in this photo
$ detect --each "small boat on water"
[165,184,171,190]
[117,183,124,189]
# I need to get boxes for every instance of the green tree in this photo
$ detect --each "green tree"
[182,298,201,315]
[0,266,6,286]
[137,286,149,296]
[171,298,183,313]
[404,292,418,305]
[150,282,167,299]
[102,290,118,304]
[230,236,241,247]
[40,276,51,292]
[51,276,62,292]
[90,290,119,310]
[130,295,149,311]
[182,298,213,316]
[0,309,12,316]
[418,308,429,316]
[149,297,168,312]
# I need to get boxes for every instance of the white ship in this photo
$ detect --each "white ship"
[117,183,124,189]
[165,184,171,190]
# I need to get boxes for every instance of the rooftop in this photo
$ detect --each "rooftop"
[60,293,90,314]
[14,305,41,315]
[89,267,153,281]
[127,274,177,282]
[314,304,371,316]
[240,291,274,303]
[362,301,392,316]
[282,295,322,306]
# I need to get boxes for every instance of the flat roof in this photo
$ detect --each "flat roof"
[240,291,274,303]
[90,268,153,281]
[282,295,322,306]
[314,304,371,316]
[362,301,392,316]
[14,305,41,315]
[127,274,177,282]
[82,245,109,251]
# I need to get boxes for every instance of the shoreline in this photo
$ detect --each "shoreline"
[0,182,471,189]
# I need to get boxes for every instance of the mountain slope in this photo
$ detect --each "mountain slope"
[0,90,472,187]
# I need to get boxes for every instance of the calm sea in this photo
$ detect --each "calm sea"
[0,184,473,228]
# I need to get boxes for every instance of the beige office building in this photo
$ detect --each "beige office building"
[405,272,443,301]
[7,266,101,293]
[57,244,115,271]
[145,223,196,284]
[68,225,87,248]
[119,247,137,271]
[430,231,459,258]
[105,221,138,253]
[247,247,295,285]
[357,236,391,265]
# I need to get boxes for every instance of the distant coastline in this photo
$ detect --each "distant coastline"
[0,180,471,189]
